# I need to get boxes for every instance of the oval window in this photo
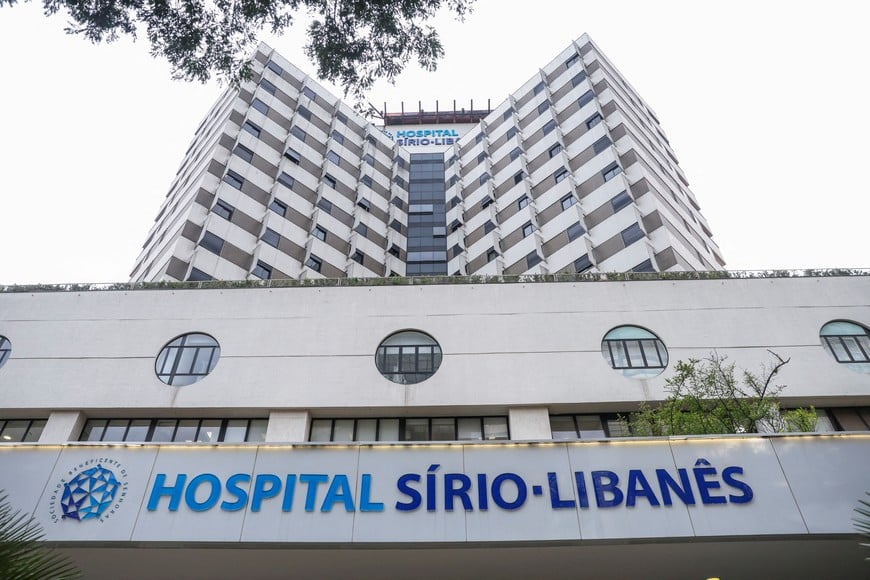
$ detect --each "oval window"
[601,325,668,379]
[375,330,443,384]
[819,320,870,374]
[155,332,221,386]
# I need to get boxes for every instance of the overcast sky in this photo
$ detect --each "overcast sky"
[1,1,867,285]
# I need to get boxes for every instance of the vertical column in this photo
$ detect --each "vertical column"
[406,153,448,275]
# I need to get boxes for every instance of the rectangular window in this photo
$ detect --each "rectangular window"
[284,148,301,164]
[242,121,261,138]
[313,226,327,241]
[361,175,373,187]
[479,173,490,185]
[481,197,493,209]
[487,248,498,262]
[327,150,341,165]
[317,198,333,214]
[586,114,603,129]
[510,147,522,161]
[252,261,272,279]
[331,131,344,145]
[484,220,495,234]
[336,111,348,125]
[352,250,364,264]
[522,222,534,237]
[262,228,280,247]
[324,174,337,189]
[526,251,542,268]
[302,86,317,101]
[223,169,244,190]
[537,100,551,114]
[357,198,371,212]
[269,199,287,217]
[611,190,632,213]
[549,143,563,158]
[391,219,404,233]
[565,53,580,68]
[364,153,375,166]
[477,151,487,163]
[277,171,295,189]
[632,259,654,272]
[396,156,406,168]
[266,61,283,75]
[621,223,645,246]
[574,254,592,273]
[355,223,368,237]
[593,136,612,154]
[80,418,266,443]
[503,108,514,120]
[234,144,254,163]
[506,126,517,139]
[305,255,322,272]
[554,168,569,183]
[392,197,405,210]
[542,120,557,135]
[212,199,234,221]
[260,79,276,95]
[251,98,269,115]
[514,171,525,184]
[571,71,588,87]
[187,267,213,281]
[517,195,530,210]
[602,163,622,181]
[533,81,545,95]
[291,126,307,142]
[199,231,224,255]
[409,203,433,214]
[475,133,485,143]
[561,194,576,210]
[297,106,311,121]
[389,244,401,258]
[567,222,585,241]
[366,134,377,145]
[578,90,594,108]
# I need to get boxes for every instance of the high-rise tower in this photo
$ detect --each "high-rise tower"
[130,34,724,283]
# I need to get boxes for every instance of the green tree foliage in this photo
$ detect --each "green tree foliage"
[0,491,80,579]
[628,351,817,436]
[1,0,475,102]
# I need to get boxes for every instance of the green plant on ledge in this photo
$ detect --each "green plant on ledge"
[626,352,817,436]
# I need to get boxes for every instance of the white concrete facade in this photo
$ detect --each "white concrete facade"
[0,273,869,578]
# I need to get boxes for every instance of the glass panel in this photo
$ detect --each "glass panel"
[23,420,46,442]
[417,349,433,372]
[843,337,869,362]
[383,347,400,372]
[309,420,333,442]
[641,340,662,366]
[151,420,177,442]
[246,420,267,442]
[378,419,400,441]
[813,410,836,432]
[223,420,248,443]
[332,420,355,442]
[185,334,217,346]
[191,348,214,374]
[170,374,199,387]
[606,341,629,368]
[400,347,416,373]
[859,407,870,429]
[80,420,107,442]
[158,347,178,374]
[826,337,851,362]
[1,421,29,442]
[575,415,605,438]
[355,419,377,441]
[831,408,867,431]
[103,419,129,441]
[483,417,509,440]
[404,419,429,441]
[605,416,631,437]
[125,420,151,442]
[174,420,199,442]
[176,348,197,375]
[605,326,657,340]
[430,418,455,441]
[550,416,577,440]
[457,418,482,440]
[197,420,222,442]
[820,321,866,336]
[625,340,646,367]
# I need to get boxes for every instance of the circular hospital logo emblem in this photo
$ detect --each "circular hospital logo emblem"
[49,458,128,524]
